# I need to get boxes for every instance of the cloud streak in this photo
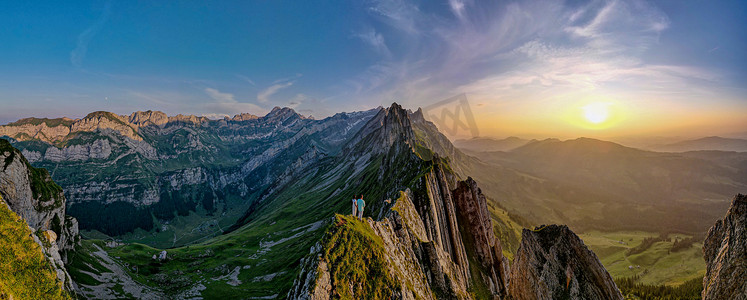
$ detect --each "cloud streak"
[204,87,264,115]
[70,1,113,68]
[354,28,391,56]
[257,82,293,103]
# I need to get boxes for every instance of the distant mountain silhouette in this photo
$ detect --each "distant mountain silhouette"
[453,136,531,152]
[652,136,747,152]
[467,137,746,234]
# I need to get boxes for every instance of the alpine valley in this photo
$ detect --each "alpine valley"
[1,104,745,299]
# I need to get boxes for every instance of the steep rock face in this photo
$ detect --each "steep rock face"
[43,138,113,162]
[128,110,169,127]
[0,140,78,291]
[508,225,622,300]
[289,104,514,299]
[411,162,472,297]
[231,112,260,121]
[71,111,141,141]
[0,120,72,143]
[453,177,510,296]
[0,198,72,298]
[702,194,747,300]
[290,176,511,299]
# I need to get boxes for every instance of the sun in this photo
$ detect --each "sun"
[582,102,610,124]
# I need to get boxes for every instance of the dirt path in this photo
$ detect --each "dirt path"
[74,244,164,299]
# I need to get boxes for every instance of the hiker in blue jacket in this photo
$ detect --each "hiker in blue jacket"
[352,194,358,216]
[357,196,365,220]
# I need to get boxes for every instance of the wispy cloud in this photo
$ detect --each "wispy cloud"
[367,0,423,34]
[271,73,303,84]
[205,87,235,102]
[448,0,468,22]
[70,1,113,68]
[354,28,391,56]
[257,82,293,103]
[236,74,256,86]
[204,87,264,115]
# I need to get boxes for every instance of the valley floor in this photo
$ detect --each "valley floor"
[578,231,705,286]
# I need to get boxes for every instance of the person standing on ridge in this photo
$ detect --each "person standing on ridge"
[352,194,358,216]
[357,196,365,220]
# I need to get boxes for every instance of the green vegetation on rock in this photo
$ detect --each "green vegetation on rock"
[0,197,71,300]
[320,214,399,299]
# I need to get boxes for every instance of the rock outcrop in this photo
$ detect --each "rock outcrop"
[508,225,623,300]
[453,177,510,296]
[0,139,79,292]
[230,112,260,121]
[290,178,514,300]
[290,104,516,299]
[0,139,79,252]
[128,110,169,127]
[71,111,142,141]
[702,194,747,300]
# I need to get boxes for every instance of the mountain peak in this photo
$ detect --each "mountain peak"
[129,110,169,127]
[231,112,260,121]
[265,106,308,120]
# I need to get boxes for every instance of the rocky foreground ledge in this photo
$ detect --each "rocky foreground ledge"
[509,225,623,300]
[702,193,747,300]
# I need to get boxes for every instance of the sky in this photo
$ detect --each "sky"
[1,0,746,139]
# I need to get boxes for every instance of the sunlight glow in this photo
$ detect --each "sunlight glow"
[583,102,611,124]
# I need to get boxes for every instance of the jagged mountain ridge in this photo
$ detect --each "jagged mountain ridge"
[1,107,378,245]
[287,105,620,299]
[58,103,532,298]
[287,104,515,299]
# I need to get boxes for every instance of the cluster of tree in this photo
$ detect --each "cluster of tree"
[68,201,154,235]
[616,276,702,300]
[68,184,219,236]
[670,237,697,253]
[625,232,670,256]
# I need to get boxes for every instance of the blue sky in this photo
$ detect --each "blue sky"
[1,0,745,137]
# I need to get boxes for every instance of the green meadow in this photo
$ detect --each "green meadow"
[578,231,705,286]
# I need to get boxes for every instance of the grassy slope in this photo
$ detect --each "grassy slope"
[578,231,705,286]
[0,196,70,300]
[319,214,399,299]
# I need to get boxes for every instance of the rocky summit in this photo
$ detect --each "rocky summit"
[508,225,623,300]
[702,194,747,300]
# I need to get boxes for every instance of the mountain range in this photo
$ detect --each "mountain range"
[1,104,745,299]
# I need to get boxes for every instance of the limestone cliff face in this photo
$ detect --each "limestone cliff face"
[0,119,72,143]
[289,104,515,299]
[128,110,169,127]
[508,225,622,300]
[71,111,142,141]
[702,194,747,300]
[230,112,260,121]
[0,139,79,291]
[0,140,79,251]
[453,177,510,296]
[289,175,512,299]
